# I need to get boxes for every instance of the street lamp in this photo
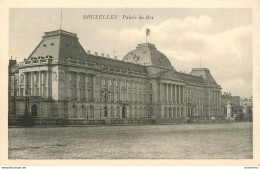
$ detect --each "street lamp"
[22,84,32,127]
[101,88,111,117]
[25,90,29,115]
[187,98,191,117]
[13,90,17,115]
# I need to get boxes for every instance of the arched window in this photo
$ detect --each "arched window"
[81,105,86,118]
[149,107,153,118]
[86,106,89,119]
[177,107,180,117]
[144,107,148,118]
[129,107,132,118]
[139,107,143,118]
[169,107,172,118]
[89,105,94,118]
[164,107,167,118]
[134,107,137,118]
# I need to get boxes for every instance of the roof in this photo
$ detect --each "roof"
[177,72,203,83]
[122,43,172,68]
[27,30,147,73]
[158,70,184,81]
[191,68,217,84]
[84,54,148,73]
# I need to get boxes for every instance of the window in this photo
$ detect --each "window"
[115,80,118,87]
[134,107,137,117]
[143,94,146,102]
[116,92,120,101]
[108,79,112,86]
[116,107,120,118]
[129,107,132,118]
[69,88,72,98]
[149,84,152,90]
[149,94,153,102]
[86,76,89,86]
[20,88,24,96]
[133,93,136,101]
[89,105,94,118]
[72,105,77,118]
[133,83,136,88]
[82,105,86,118]
[122,92,126,101]
[122,80,126,88]
[128,93,132,101]
[80,89,83,99]
[128,82,131,88]
[110,107,114,118]
[102,78,106,86]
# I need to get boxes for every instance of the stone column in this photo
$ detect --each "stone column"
[42,71,45,97]
[183,86,185,104]
[48,70,52,98]
[84,74,88,101]
[179,85,181,104]
[172,84,175,103]
[76,72,80,101]
[163,84,166,102]
[24,72,27,96]
[113,78,116,102]
[30,72,33,96]
[170,84,173,103]
[119,79,121,101]
[39,71,42,96]
[175,84,177,104]
[218,92,220,105]
[166,83,168,103]
[158,83,160,102]
[45,71,49,98]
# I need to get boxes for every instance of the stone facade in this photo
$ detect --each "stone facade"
[9,29,222,120]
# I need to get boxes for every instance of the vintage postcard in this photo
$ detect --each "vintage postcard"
[0,0,260,167]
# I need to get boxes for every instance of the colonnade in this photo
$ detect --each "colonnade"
[159,83,185,104]
[20,71,50,97]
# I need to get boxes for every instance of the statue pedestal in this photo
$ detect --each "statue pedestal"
[226,104,233,119]
[104,117,111,124]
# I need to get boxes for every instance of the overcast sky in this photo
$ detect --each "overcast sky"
[9,8,252,98]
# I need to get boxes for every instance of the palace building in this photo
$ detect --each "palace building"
[9,29,222,122]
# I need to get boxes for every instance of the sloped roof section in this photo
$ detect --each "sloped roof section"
[191,68,217,84]
[28,30,85,60]
[158,70,184,81]
[177,72,203,83]
[122,43,172,68]
[84,54,148,73]
[28,30,147,73]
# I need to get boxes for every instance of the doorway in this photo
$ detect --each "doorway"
[122,105,127,118]
[31,104,37,117]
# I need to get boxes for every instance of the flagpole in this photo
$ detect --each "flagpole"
[146,27,147,43]
[60,10,62,30]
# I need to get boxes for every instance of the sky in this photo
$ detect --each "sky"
[9,8,252,98]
